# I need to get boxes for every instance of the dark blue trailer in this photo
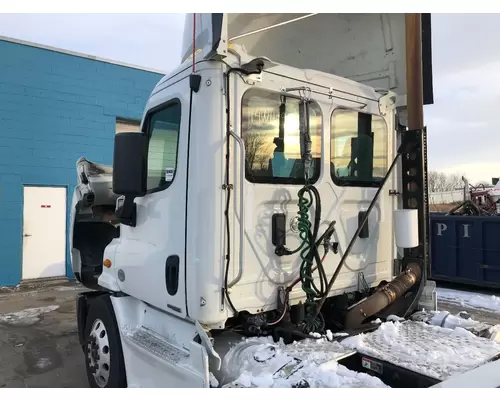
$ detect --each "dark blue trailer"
[430,213,500,289]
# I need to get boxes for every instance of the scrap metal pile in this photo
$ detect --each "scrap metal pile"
[446,177,500,216]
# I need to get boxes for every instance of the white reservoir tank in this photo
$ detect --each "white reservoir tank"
[393,209,419,248]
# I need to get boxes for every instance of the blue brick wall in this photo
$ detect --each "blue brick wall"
[0,39,163,286]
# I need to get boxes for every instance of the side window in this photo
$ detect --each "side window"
[330,109,388,187]
[146,101,182,191]
[241,88,322,185]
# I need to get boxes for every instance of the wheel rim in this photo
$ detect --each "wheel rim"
[87,318,111,387]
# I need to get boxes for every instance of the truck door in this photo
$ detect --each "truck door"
[327,108,395,287]
[113,82,188,318]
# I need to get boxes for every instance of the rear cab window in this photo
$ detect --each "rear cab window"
[330,109,388,187]
[241,88,323,185]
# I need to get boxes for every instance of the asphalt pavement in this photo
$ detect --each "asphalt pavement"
[0,280,498,388]
[0,281,87,388]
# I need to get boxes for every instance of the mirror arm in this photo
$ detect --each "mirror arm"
[116,196,137,227]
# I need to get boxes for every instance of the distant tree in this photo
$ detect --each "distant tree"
[428,170,466,193]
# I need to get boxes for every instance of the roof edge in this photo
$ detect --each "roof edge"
[0,35,166,75]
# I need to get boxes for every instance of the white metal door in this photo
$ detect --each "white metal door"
[114,81,189,317]
[22,186,67,280]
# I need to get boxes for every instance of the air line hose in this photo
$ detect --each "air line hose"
[295,184,328,332]
[273,91,333,333]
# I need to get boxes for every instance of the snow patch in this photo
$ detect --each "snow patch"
[387,315,405,322]
[0,305,59,326]
[55,286,81,292]
[220,336,388,388]
[437,288,500,313]
[35,357,52,369]
[340,320,500,381]
[451,327,476,339]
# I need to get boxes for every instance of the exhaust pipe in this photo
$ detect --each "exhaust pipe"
[344,262,421,329]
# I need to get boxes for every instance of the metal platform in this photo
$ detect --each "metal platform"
[339,320,500,381]
[218,320,500,387]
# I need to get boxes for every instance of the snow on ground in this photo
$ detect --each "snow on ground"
[54,286,82,292]
[0,305,59,326]
[35,357,53,370]
[437,287,500,313]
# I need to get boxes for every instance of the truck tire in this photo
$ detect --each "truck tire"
[84,295,127,388]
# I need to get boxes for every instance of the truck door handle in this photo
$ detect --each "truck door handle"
[165,255,179,296]
[24,233,32,237]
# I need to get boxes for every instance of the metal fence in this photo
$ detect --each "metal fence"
[429,190,464,205]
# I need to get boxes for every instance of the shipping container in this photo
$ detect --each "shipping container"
[430,213,500,289]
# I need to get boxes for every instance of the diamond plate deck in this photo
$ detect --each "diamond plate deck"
[278,338,356,362]
[340,320,500,381]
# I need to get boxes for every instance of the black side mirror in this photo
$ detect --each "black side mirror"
[113,131,148,197]
[492,177,499,186]
[113,132,148,227]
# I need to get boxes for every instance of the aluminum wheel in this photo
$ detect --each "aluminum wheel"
[87,318,111,388]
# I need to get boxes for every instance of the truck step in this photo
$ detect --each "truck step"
[123,326,189,364]
[340,320,500,381]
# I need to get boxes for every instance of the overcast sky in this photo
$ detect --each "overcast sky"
[0,13,497,183]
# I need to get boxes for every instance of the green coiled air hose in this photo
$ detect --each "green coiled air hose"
[295,184,329,333]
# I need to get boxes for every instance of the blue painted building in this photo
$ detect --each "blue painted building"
[0,36,163,286]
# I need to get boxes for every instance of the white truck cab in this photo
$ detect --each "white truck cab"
[69,14,500,389]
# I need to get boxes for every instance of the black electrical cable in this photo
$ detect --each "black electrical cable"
[312,143,405,322]
[223,66,263,317]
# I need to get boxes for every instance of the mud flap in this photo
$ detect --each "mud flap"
[195,321,221,371]
[76,294,87,347]
[77,291,116,348]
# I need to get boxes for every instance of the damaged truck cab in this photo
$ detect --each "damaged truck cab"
[68,14,500,389]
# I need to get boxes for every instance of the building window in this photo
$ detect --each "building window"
[241,88,322,185]
[330,109,388,187]
[144,101,182,192]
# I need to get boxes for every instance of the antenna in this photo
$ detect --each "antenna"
[192,13,196,73]
[189,13,202,93]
